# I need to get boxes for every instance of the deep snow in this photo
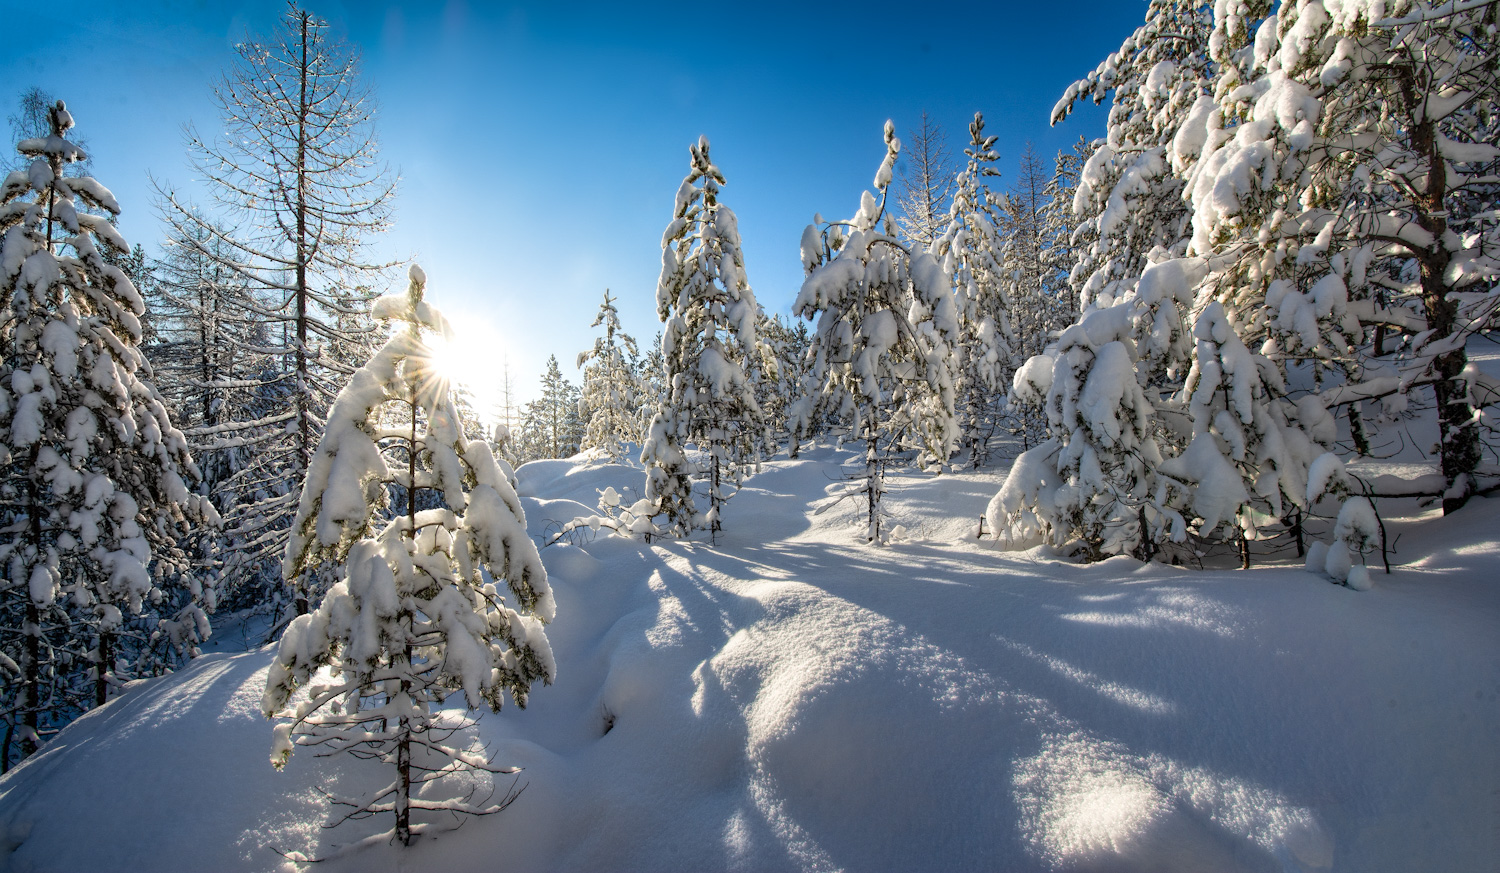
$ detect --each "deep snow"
[0,447,1496,872]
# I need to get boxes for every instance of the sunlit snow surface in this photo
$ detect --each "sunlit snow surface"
[1,446,1496,872]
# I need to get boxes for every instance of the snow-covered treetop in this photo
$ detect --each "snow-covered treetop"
[1051,0,1214,133]
[657,135,759,353]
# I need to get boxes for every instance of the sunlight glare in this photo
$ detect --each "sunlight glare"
[424,319,508,427]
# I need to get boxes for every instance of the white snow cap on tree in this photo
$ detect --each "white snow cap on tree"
[266,264,554,845]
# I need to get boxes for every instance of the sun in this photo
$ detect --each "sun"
[425,321,508,427]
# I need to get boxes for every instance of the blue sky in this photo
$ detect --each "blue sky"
[2,0,1146,407]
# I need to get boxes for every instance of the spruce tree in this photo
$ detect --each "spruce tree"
[643,136,766,536]
[266,266,555,847]
[794,122,960,541]
[577,291,642,462]
[0,102,213,764]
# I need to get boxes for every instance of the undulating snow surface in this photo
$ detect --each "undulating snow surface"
[1,447,1496,872]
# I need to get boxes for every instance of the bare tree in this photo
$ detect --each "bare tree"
[895,111,956,250]
[155,4,396,614]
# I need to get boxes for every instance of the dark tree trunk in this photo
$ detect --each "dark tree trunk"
[95,630,113,708]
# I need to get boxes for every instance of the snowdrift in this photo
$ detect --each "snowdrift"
[1,450,1496,872]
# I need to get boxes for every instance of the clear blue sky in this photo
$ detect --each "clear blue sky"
[3,0,1147,407]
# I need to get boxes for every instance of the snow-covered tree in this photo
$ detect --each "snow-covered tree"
[643,136,766,536]
[751,311,811,454]
[577,291,642,463]
[7,87,91,177]
[0,102,214,763]
[1002,143,1081,376]
[157,4,395,613]
[1183,0,1500,514]
[932,113,1007,467]
[990,257,1210,560]
[265,265,555,847]
[1008,140,1090,448]
[895,111,957,250]
[794,122,960,541]
[1053,0,1215,313]
[517,356,581,463]
[1158,299,1335,562]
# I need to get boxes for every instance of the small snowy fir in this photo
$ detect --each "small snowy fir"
[793,121,959,541]
[642,136,767,537]
[265,265,555,847]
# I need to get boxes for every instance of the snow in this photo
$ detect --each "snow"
[2,447,1497,871]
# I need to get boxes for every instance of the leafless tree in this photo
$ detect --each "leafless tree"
[895,110,956,250]
[155,4,396,614]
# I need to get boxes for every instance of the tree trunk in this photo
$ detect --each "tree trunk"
[396,653,412,846]
[395,398,418,845]
[865,413,880,543]
[20,600,40,758]
[95,629,113,708]
[1398,61,1476,515]
[291,11,313,616]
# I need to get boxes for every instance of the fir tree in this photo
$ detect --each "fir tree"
[266,266,555,847]
[0,102,213,765]
[577,291,642,463]
[794,121,960,541]
[643,136,766,536]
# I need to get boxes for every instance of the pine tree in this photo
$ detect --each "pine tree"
[794,121,960,541]
[157,4,395,614]
[577,291,642,463]
[265,266,555,847]
[932,113,1007,467]
[0,102,213,765]
[1052,0,1214,313]
[989,256,1211,560]
[1184,0,1500,514]
[643,136,766,536]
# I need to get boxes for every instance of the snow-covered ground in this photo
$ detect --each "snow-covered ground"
[0,447,1496,872]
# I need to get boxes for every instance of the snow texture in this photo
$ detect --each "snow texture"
[2,448,1495,872]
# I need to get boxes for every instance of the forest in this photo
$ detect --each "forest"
[0,1,1496,871]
